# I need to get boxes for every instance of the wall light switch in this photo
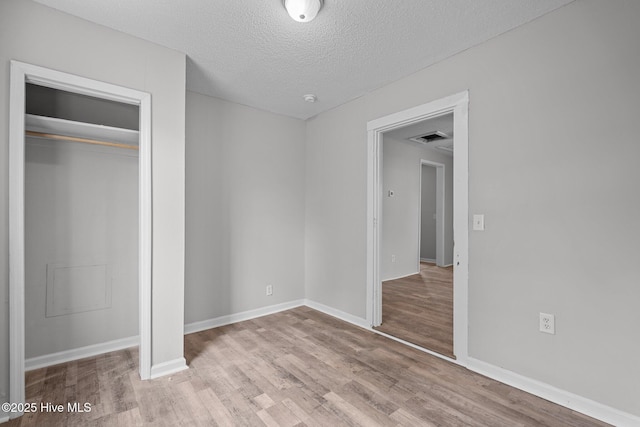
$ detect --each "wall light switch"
[473,214,485,231]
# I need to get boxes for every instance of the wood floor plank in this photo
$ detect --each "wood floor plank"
[5,306,610,427]
[169,380,215,427]
[262,401,304,427]
[196,387,236,427]
[391,407,437,427]
[332,381,398,427]
[338,380,399,416]
[323,391,381,427]
[256,408,282,427]
[95,407,144,427]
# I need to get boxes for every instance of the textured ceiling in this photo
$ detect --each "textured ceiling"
[33,0,573,120]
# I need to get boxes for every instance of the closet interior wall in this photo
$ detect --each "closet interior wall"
[24,84,140,363]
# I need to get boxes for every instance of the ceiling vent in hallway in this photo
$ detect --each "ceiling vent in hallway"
[410,131,450,145]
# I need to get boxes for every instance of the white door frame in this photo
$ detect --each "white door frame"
[9,61,153,416]
[418,160,446,267]
[366,91,469,362]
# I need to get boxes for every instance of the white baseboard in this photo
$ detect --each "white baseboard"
[25,335,139,371]
[303,299,370,329]
[381,271,420,282]
[184,299,305,335]
[150,357,188,379]
[466,357,640,427]
[419,259,454,268]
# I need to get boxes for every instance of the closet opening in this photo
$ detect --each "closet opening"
[24,82,140,373]
[9,61,152,417]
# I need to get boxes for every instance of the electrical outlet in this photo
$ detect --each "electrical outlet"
[266,285,273,296]
[539,313,555,334]
[391,254,396,263]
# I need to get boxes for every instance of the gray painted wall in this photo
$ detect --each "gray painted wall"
[185,92,306,323]
[420,165,437,261]
[0,0,186,403]
[381,137,453,280]
[305,0,640,417]
[25,139,138,358]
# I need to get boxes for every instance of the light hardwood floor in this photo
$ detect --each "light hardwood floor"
[375,262,454,358]
[5,306,607,426]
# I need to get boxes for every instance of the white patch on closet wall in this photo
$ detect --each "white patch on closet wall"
[45,263,112,317]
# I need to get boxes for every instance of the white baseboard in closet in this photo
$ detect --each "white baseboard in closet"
[25,335,139,371]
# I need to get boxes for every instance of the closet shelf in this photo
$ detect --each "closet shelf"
[25,114,139,150]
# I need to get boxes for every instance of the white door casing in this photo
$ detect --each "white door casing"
[366,91,469,362]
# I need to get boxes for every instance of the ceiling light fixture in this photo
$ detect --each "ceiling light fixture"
[283,0,323,23]
[303,94,317,103]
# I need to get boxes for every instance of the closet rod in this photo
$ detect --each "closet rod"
[26,130,139,151]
